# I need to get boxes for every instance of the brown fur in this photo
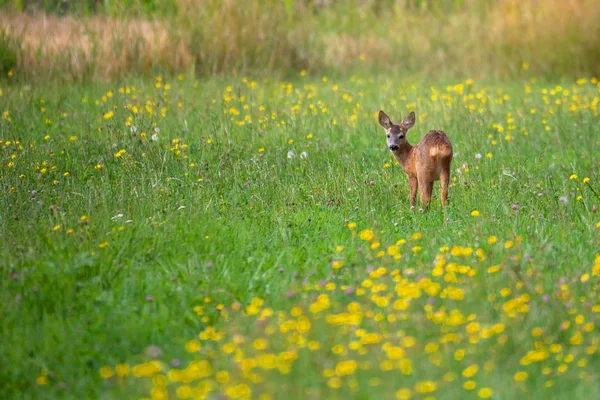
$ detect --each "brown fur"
[378,110,453,208]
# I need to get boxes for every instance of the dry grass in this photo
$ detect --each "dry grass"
[0,12,192,80]
[1,0,599,81]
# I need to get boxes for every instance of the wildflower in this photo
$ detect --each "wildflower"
[335,360,357,376]
[471,210,480,217]
[478,388,493,398]
[396,388,412,399]
[414,381,436,393]
[514,371,528,381]
[185,340,200,352]
[107,363,128,379]
[100,366,114,379]
[359,229,374,241]
[462,364,479,378]
[347,222,356,229]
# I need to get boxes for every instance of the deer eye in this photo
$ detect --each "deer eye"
[386,134,390,138]
[399,135,404,139]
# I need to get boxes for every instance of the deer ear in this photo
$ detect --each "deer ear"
[401,111,415,129]
[378,110,392,129]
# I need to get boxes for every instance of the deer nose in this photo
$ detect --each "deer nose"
[389,145,399,151]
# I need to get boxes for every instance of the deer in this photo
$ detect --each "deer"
[378,110,453,209]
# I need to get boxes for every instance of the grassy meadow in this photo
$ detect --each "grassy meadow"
[2,71,600,399]
[1,1,600,399]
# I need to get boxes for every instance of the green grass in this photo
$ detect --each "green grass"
[1,74,600,399]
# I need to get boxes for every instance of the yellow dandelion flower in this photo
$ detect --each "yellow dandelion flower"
[359,229,374,241]
[471,210,480,216]
[396,388,412,400]
[99,366,114,379]
[335,360,357,376]
[514,371,528,381]
[186,340,201,352]
[414,381,436,393]
[478,388,493,398]
[115,363,130,377]
[462,364,479,378]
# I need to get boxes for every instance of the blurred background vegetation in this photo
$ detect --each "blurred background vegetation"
[0,0,599,81]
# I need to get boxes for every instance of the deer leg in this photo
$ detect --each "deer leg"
[409,176,418,209]
[418,175,433,209]
[440,167,450,206]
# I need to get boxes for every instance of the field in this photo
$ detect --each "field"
[1,72,600,399]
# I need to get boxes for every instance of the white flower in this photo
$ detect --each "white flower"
[111,213,123,221]
[151,133,159,141]
[475,153,482,160]
[287,151,296,159]
[559,196,568,204]
[153,126,160,133]
[300,151,308,159]
[130,125,138,133]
